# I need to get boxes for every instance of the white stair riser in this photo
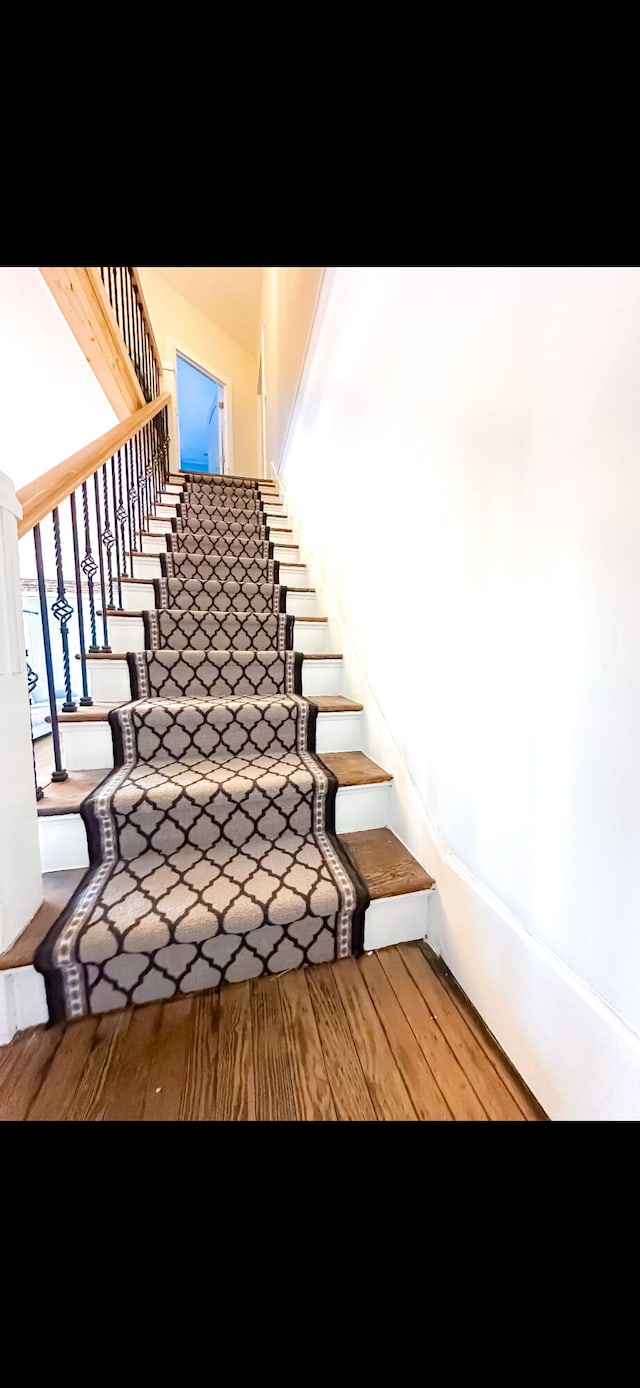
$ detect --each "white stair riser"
[363,890,433,951]
[1,883,432,1042]
[85,657,342,702]
[105,614,330,655]
[121,581,318,619]
[302,660,342,696]
[61,709,365,770]
[39,781,392,872]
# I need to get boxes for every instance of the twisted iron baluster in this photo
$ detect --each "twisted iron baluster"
[69,490,92,705]
[33,525,68,782]
[93,471,111,650]
[81,480,99,651]
[116,446,128,578]
[101,463,115,609]
[111,454,124,608]
[51,507,76,712]
[26,652,44,800]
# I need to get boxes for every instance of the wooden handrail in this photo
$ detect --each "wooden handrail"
[17,393,171,539]
[129,267,163,376]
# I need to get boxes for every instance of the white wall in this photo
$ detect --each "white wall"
[0,268,117,493]
[260,268,324,471]
[138,268,258,476]
[280,266,640,1120]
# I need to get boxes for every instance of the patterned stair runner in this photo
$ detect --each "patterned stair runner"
[36,475,368,1022]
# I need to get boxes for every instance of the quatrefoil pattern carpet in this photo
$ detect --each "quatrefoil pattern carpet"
[161,551,278,583]
[143,608,294,652]
[154,579,285,613]
[37,697,367,1022]
[128,649,302,699]
[36,475,368,1023]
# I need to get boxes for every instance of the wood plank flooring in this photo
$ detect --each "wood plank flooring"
[0,945,545,1121]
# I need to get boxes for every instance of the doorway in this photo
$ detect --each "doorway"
[176,353,225,474]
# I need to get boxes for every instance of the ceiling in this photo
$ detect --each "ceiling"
[148,267,263,355]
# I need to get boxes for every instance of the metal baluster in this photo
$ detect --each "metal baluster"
[145,421,156,520]
[123,268,134,363]
[136,432,147,543]
[33,524,68,782]
[52,507,77,712]
[111,265,121,336]
[69,490,93,706]
[130,270,142,392]
[117,445,130,577]
[26,653,44,800]
[111,454,124,608]
[81,480,100,652]
[127,435,139,556]
[106,266,115,314]
[93,471,111,650]
[101,463,115,610]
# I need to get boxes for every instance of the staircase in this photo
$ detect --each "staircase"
[2,472,435,1031]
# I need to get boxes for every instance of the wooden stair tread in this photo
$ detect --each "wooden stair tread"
[79,651,342,662]
[341,828,435,899]
[57,703,124,723]
[103,610,328,624]
[320,752,392,787]
[0,869,86,971]
[120,576,156,585]
[57,697,362,722]
[311,696,363,712]
[37,770,110,816]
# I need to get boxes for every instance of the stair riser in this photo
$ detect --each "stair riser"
[128,554,308,586]
[83,657,342,702]
[60,709,364,770]
[104,614,330,655]
[138,534,300,566]
[38,781,392,873]
[120,582,318,618]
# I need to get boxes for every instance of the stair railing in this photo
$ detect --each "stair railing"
[17,393,171,792]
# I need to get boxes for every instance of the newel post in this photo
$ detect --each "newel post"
[0,470,42,954]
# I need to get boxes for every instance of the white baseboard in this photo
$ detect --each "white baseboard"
[427,843,640,1122]
[0,967,48,1045]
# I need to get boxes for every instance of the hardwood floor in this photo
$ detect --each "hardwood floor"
[0,945,545,1121]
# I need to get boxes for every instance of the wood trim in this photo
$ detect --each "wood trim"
[17,394,171,539]
[39,267,146,420]
[129,267,162,376]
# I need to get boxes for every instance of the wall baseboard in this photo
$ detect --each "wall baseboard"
[427,844,640,1121]
[0,967,48,1046]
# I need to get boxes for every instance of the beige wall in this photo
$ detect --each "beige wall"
[138,268,258,476]
[259,268,324,471]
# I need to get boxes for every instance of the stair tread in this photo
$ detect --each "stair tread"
[312,696,364,712]
[57,696,362,722]
[105,609,327,623]
[37,769,110,816]
[57,703,125,723]
[321,752,392,787]
[79,650,342,661]
[0,869,86,971]
[341,828,435,899]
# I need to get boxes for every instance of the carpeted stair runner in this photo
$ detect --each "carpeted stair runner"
[36,474,369,1023]
[142,608,294,652]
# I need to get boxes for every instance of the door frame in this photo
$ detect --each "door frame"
[162,339,235,476]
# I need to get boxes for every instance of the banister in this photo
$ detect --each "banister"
[17,393,171,539]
